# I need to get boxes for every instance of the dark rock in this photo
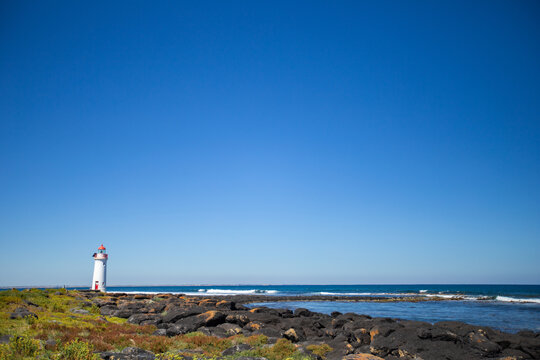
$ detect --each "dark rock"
[23,300,40,307]
[197,326,226,337]
[244,321,264,332]
[70,308,90,315]
[121,346,155,359]
[222,344,253,356]
[172,316,206,334]
[92,298,117,307]
[253,327,283,338]
[216,300,236,310]
[197,311,227,327]
[217,323,243,336]
[283,328,302,342]
[331,317,349,329]
[118,302,146,311]
[417,327,460,342]
[44,339,56,349]
[275,308,294,318]
[10,307,37,320]
[152,329,167,336]
[148,302,167,313]
[99,347,155,360]
[517,329,536,338]
[294,308,314,317]
[226,313,250,325]
[0,335,12,344]
[466,329,502,355]
[352,328,371,347]
[99,305,118,316]
[246,312,282,326]
[166,324,187,336]
[162,308,203,323]
[127,314,161,325]
[112,309,136,318]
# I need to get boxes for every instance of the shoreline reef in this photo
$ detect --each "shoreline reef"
[1,289,539,360]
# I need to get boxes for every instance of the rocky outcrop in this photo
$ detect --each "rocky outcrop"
[85,293,540,360]
[10,307,38,320]
[99,346,155,359]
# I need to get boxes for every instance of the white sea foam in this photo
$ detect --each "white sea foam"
[495,296,540,304]
[419,290,428,293]
[319,292,375,296]
[190,289,279,295]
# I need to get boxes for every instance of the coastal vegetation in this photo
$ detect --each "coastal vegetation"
[0,289,314,360]
[1,288,538,359]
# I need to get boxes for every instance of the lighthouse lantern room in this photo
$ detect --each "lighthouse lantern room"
[92,244,108,292]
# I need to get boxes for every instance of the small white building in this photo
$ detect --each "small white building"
[92,244,108,292]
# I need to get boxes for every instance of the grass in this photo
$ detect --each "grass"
[0,289,319,360]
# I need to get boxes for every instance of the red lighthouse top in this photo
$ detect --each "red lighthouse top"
[98,244,106,250]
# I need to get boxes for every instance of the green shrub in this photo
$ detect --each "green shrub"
[306,343,333,358]
[0,343,13,360]
[56,339,99,360]
[24,315,36,325]
[9,335,42,357]
[243,334,268,347]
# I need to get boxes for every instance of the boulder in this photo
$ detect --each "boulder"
[222,344,253,356]
[466,329,502,355]
[246,312,282,326]
[152,329,167,336]
[216,300,236,310]
[10,307,37,320]
[172,315,206,334]
[351,328,371,347]
[226,313,250,326]
[217,323,243,336]
[166,324,187,336]
[294,308,314,317]
[127,314,161,326]
[148,302,167,313]
[112,309,137,318]
[254,327,283,338]
[162,308,203,323]
[244,321,264,331]
[275,308,294,318]
[70,308,90,315]
[417,327,460,343]
[121,347,155,359]
[0,335,12,344]
[198,326,228,338]
[283,328,305,343]
[99,305,118,316]
[118,301,146,311]
[197,310,227,327]
[99,346,155,360]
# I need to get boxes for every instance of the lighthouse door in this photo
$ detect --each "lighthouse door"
[95,281,99,290]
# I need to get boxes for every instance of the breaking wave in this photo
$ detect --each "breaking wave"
[194,289,279,295]
[495,296,540,304]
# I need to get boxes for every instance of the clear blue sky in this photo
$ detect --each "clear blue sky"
[1,1,539,286]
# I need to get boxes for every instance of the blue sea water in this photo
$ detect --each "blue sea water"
[68,284,540,333]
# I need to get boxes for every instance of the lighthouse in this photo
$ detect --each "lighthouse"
[91,244,108,292]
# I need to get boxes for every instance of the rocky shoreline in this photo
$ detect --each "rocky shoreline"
[79,291,540,360]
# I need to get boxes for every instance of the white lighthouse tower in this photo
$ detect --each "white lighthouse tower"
[91,244,108,292]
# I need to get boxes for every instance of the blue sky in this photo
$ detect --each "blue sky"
[1,1,539,286]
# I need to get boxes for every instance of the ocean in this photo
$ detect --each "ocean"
[70,284,540,333]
